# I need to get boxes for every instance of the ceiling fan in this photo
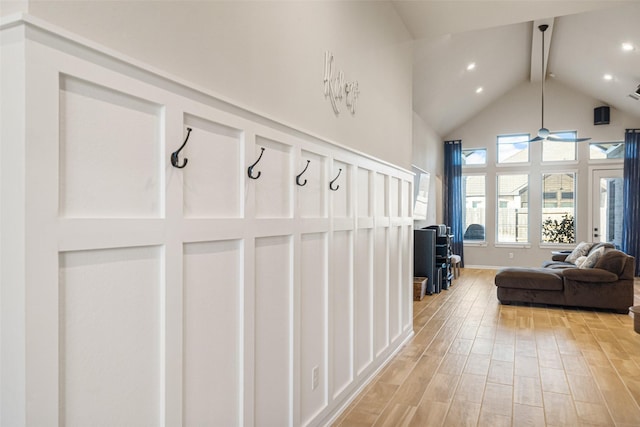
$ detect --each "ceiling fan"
[530,24,591,143]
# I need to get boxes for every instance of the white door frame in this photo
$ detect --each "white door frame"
[588,166,624,243]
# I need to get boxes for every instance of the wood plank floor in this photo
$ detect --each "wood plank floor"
[333,269,640,427]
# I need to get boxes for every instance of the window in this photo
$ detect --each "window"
[541,173,575,244]
[589,142,624,160]
[497,174,529,242]
[462,148,487,166]
[462,175,485,241]
[542,132,577,162]
[497,134,529,164]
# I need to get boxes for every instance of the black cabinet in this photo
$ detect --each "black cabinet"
[414,229,440,294]
[435,233,453,290]
[416,225,453,293]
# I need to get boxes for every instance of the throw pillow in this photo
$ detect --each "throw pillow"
[579,247,606,269]
[574,256,587,268]
[565,242,593,264]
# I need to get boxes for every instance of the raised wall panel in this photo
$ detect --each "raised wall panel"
[254,235,292,426]
[357,168,371,218]
[401,225,412,330]
[373,227,388,356]
[183,240,242,426]
[183,115,242,218]
[354,229,373,374]
[300,232,328,425]
[389,177,400,218]
[254,137,292,219]
[401,179,411,218]
[59,246,161,426]
[375,173,387,218]
[331,161,349,218]
[297,151,325,218]
[388,226,401,341]
[331,231,353,398]
[59,76,161,218]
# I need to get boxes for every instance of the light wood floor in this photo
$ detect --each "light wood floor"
[333,269,640,427]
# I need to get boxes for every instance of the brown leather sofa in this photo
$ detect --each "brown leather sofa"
[495,244,635,313]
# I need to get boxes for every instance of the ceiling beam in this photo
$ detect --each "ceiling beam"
[530,18,555,82]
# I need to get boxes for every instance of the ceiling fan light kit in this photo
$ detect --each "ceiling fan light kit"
[532,24,591,143]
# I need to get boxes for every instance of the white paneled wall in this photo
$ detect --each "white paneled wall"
[0,16,414,427]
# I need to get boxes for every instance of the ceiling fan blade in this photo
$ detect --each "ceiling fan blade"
[529,136,544,142]
[547,135,592,142]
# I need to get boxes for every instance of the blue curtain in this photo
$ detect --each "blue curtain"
[622,129,640,276]
[444,140,464,266]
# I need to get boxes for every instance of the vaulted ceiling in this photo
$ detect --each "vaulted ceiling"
[392,1,640,137]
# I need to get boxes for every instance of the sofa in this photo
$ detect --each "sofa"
[495,242,635,313]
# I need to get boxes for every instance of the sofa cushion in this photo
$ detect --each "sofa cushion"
[495,267,563,291]
[589,242,616,253]
[565,242,593,264]
[593,249,628,276]
[561,267,619,283]
[542,260,573,269]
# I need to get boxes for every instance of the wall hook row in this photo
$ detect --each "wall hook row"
[329,168,342,191]
[296,160,311,186]
[171,127,192,168]
[248,147,265,179]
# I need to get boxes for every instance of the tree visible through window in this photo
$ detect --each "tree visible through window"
[541,173,576,243]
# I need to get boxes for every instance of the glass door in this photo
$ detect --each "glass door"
[591,169,623,247]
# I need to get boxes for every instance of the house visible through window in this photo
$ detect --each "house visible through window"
[497,174,529,242]
[497,134,529,164]
[541,172,576,244]
[462,174,485,241]
[542,132,577,162]
[462,148,487,166]
[589,142,624,160]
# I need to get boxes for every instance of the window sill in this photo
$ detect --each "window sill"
[539,243,575,250]
[494,243,532,249]
[496,162,531,168]
[464,241,487,247]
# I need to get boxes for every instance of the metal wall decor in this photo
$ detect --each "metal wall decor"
[247,147,265,179]
[171,127,192,168]
[323,51,359,115]
[329,168,342,191]
[296,160,311,186]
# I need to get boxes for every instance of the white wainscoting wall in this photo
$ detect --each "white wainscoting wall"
[0,15,414,427]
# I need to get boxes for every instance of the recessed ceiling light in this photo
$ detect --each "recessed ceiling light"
[603,74,613,81]
[467,62,476,71]
[622,42,634,51]
[475,87,483,94]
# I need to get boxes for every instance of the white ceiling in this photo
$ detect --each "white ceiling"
[393,1,640,137]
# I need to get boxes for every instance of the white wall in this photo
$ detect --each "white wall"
[446,79,640,267]
[411,112,442,227]
[18,0,414,169]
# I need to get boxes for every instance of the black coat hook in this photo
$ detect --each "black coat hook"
[171,127,192,168]
[329,168,342,191]
[296,160,311,186]
[248,147,265,179]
